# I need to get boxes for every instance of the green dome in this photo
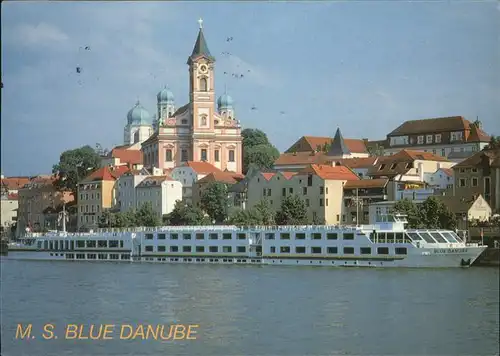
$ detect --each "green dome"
[217,93,234,109]
[127,101,152,125]
[157,87,174,103]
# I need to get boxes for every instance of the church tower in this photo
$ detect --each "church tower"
[156,86,175,129]
[187,18,217,162]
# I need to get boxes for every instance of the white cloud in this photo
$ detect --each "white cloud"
[11,22,69,48]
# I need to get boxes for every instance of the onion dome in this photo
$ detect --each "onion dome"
[157,86,174,103]
[217,93,234,109]
[127,101,152,125]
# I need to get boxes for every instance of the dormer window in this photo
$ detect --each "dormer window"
[379,164,386,171]
[390,163,397,170]
[426,135,433,144]
[181,119,187,125]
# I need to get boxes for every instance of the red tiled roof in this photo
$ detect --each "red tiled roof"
[392,149,450,162]
[197,171,245,185]
[329,157,379,169]
[344,178,389,189]
[184,161,222,174]
[1,176,31,190]
[110,148,143,165]
[82,166,129,182]
[274,152,327,166]
[388,116,490,143]
[261,173,275,181]
[137,175,174,188]
[285,136,368,154]
[299,164,360,181]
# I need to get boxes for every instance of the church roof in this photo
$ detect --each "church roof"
[327,128,351,156]
[188,28,215,64]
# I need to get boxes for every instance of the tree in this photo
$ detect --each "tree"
[275,195,309,225]
[367,143,385,157]
[392,197,457,230]
[135,202,161,227]
[419,196,457,230]
[483,136,500,150]
[164,200,209,226]
[228,198,276,226]
[243,144,280,174]
[200,182,230,223]
[242,128,280,174]
[242,128,269,147]
[52,145,102,200]
[392,199,421,228]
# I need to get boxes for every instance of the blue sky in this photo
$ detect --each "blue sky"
[1,1,499,176]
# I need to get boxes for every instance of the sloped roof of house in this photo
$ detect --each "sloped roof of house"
[284,136,368,154]
[82,166,129,182]
[387,116,490,142]
[108,147,143,165]
[343,178,389,189]
[136,175,174,188]
[274,151,327,166]
[1,176,31,190]
[183,161,223,174]
[438,168,454,177]
[328,157,379,169]
[299,164,360,181]
[453,148,500,168]
[433,194,489,214]
[197,171,245,185]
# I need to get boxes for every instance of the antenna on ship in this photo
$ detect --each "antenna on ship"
[58,203,69,233]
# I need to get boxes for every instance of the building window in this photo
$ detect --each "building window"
[303,187,307,195]
[201,116,207,126]
[417,136,424,144]
[426,135,433,143]
[450,131,463,141]
[471,178,478,187]
[459,178,467,187]
[435,134,442,143]
[320,186,324,194]
[199,77,208,91]
[319,198,324,207]
[181,149,188,162]
[165,149,173,162]
[228,149,235,162]
[201,149,208,161]
[214,150,220,162]
[441,148,446,156]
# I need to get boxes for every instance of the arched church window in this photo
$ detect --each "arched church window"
[201,116,207,126]
[200,77,208,92]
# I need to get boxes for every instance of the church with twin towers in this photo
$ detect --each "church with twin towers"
[122,18,243,174]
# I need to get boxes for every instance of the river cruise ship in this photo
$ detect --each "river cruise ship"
[7,214,487,268]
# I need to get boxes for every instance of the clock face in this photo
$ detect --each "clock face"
[199,65,208,73]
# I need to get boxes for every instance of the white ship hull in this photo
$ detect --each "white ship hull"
[6,215,488,269]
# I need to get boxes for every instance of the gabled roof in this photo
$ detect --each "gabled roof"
[274,151,327,166]
[187,28,215,64]
[1,176,31,190]
[388,116,491,142]
[197,171,245,185]
[453,148,500,168]
[343,178,389,189]
[329,157,379,169]
[284,135,368,154]
[327,128,351,156]
[299,164,359,181]
[108,147,143,165]
[82,166,129,182]
[433,194,489,214]
[391,149,450,162]
[136,175,173,188]
[367,149,449,177]
[183,161,222,175]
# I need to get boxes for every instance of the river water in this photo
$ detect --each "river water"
[1,259,498,356]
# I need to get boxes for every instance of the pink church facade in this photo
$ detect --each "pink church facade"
[141,21,243,174]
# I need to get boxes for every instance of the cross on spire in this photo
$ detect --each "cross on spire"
[198,18,203,29]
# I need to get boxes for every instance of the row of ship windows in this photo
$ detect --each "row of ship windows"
[270,246,407,255]
[38,240,125,250]
[144,232,361,241]
[61,253,130,260]
[144,245,246,253]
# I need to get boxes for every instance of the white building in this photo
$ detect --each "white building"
[135,176,182,217]
[424,168,454,190]
[117,168,150,212]
[170,161,222,202]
